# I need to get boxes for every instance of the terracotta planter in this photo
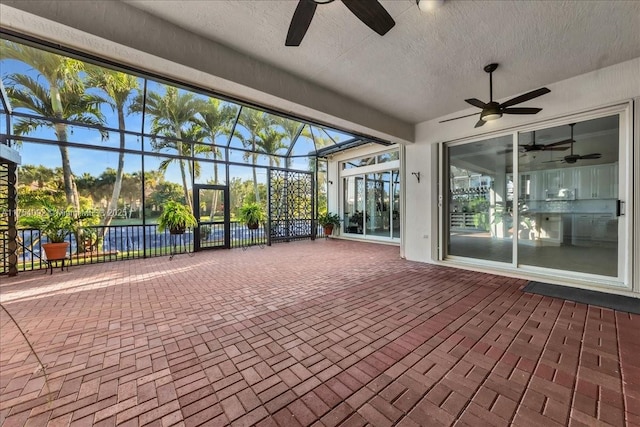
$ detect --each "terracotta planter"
[323,225,334,236]
[42,242,69,260]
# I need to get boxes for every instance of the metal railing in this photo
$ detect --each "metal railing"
[4,220,328,274]
[8,221,284,273]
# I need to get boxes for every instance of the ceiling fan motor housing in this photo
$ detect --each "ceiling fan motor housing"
[480,101,502,121]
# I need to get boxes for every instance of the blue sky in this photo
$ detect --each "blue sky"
[1,39,348,185]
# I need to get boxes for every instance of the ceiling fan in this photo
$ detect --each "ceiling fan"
[520,131,572,152]
[498,130,571,155]
[544,123,602,164]
[286,0,395,47]
[440,63,551,128]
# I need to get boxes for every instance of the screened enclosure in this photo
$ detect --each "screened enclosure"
[0,34,387,274]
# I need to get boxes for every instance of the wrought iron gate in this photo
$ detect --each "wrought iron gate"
[268,168,315,244]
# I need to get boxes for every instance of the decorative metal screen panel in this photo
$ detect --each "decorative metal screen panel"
[268,168,314,243]
[0,162,18,275]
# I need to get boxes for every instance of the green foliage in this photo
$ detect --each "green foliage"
[238,202,266,227]
[473,212,490,231]
[467,197,489,213]
[158,200,197,232]
[349,210,369,224]
[229,178,267,218]
[18,200,77,243]
[146,182,185,218]
[318,212,341,227]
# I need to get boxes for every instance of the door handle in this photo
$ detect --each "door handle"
[616,200,625,216]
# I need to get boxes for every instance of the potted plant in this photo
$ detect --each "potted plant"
[347,210,369,233]
[18,201,75,260]
[239,202,266,230]
[158,200,197,234]
[318,212,341,236]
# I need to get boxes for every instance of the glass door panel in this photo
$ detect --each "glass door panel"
[343,176,365,234]
[517,115,620,277]
[392,170,400,239]
[447,135,513,263]
[194,185,229,250]
[366,172,391,237]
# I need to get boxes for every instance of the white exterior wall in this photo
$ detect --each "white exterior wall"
[406,57,640,296]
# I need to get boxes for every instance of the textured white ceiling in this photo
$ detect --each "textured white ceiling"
[124,0,640,124]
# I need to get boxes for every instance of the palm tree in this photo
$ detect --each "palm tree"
[140,86,204,210]
[255,126,287,168]
[277,117,311,169]
[195,99,237,217]
[237,108,269,203]
[2,41,106,212]
[196,99,236,182]
[85,67,139,228]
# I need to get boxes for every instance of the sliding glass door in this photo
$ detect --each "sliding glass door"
[446,135,513,264]
[343,169,400,240]
[443,108,630,286]
[516,115,621,277]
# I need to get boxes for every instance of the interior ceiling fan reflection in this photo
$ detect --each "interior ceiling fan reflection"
[498,130,571,156]
[543,123,602,164]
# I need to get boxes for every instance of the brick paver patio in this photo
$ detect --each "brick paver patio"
[1,240,638,426]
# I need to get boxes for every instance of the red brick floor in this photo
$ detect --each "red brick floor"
[1,240,638,427]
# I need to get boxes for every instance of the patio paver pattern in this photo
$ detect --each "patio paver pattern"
[0,240,638,427]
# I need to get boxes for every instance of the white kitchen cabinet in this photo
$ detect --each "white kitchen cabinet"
[543,169,574,191]
[572,213,618,246]
[573,214,593,245]
[538,214,562,245]
[592,214,617,243]
[521,163,617,201]
[519,170,543,201]
[592,164,617,199]
[542,168,576,199]
[574,163,617,199]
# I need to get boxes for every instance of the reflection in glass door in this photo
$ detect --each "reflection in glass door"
[446,135,513,263]
[343,170,400,239]
[344,176,365,234]
[392,171,401,239]
[443,110,629,286]
[194,185,229,250]
[366,172,390,237]
[517,115,620,277]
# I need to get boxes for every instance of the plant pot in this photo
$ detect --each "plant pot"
[42,242,69,260]
[170,226,186,235]
[247,222,259,230]
[323,225,334,235]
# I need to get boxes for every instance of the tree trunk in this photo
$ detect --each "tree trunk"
[54,126,79,212]
[252,141,260,203]
[176,136,193,213]
[103,109,126,230]
[210,191,219,221]
[209,158,219,218]
[57,139,79,210]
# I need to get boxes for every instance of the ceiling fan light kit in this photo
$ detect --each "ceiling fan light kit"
[417,0,445,12]
[480,104,502,122]
[440,63,551,128]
